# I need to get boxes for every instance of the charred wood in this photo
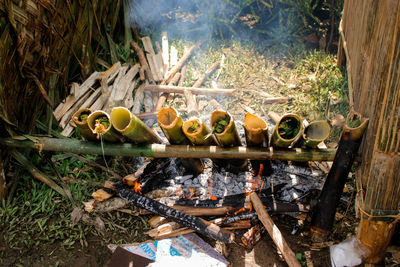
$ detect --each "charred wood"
[115,182,234,243]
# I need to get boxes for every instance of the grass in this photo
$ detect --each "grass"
[0,153,150,265]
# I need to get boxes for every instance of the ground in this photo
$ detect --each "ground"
[1,40,397,267]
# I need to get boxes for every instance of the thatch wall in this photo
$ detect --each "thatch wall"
[0,0,124,134]
[340,0,400,263]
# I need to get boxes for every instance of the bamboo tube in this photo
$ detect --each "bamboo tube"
[310,111,368,241]
[110,107,161,144]
[157,107,204,175]
[182,118,217,145]
[211,110,248,171]
[301,120,331,148]
[72,108,97,141]
[87,110,124,143]
[271,113,303,148]
[244,112,272,175]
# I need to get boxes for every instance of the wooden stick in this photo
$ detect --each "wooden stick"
[163,40,204,84]
[263,97,291,104]
[144,84,235,96]
[250,192,301,267]
[154,72,181,112]
[170,205,235,216]
[131,41,154,83]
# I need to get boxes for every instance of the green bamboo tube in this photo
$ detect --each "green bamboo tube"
[210,110,247,171]
[210,110,242,147]
[157,107,187,145]
[244,112,271,175]
[157,107,204,175]
[72,108,97,141]
[182,118,217,145]
[87,110,124,143]
[271,113,303,148]
[302,120,331,148]
[110,107,161,144]
[0,136,337,161]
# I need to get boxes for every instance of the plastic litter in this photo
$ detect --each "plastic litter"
[330,237,370,267]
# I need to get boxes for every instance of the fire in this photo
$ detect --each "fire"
[208,178,218,200]
[188,188,195,199]
[246,164,264,193]
[134,181,142,194]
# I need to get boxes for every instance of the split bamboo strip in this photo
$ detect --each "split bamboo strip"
[0,136,337,161]
[161,32,169,77]
[144,84,235,96]
[110,107,161,144]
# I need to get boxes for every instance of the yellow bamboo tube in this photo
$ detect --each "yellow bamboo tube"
[271,113,303,148]
[210,110,241,147]
[110,107,161,144]
[302,120,331,148]
[87,110,124,143]
[157,107,204,175]
[210,110,247,171]
[72,108,97,141]
[244,112,271,175]
[182,118,217,145]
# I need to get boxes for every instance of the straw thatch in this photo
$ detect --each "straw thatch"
[0,0,129,135]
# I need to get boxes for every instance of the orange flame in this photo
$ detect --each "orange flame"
[188,188,195,199]
[134,181,142,194]
[208,178,218,200]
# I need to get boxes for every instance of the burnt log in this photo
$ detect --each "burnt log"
[115,183,234,243]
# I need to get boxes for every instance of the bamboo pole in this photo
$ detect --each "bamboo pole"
[157,107,204,175]
[144,84,235,96]
[310,112,368,241]
[0,136,337,161]
[244,112,272,175]
[72,108,97,141]
[250,192,301,267]
[110,107,162,144]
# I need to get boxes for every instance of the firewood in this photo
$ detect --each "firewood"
[148,215,168,228]
[122,174,138,187]
[144,84,235,96]
[92,188,114,201]
[131,41,154,82]
[170,205,235,216]
[54,83,80,121]
[142,36,163,81]
[146,221,181,238]
[250,192,301,267]
[84,197,131,213]
[116,182,235,243]
[131,83,145,114]
[223,220,252,230]
[241,224,266,250]
[154,72,181,112]
[263,96,291,104]
[163,40,203,84]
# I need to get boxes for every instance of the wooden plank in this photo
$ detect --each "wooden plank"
[162,31,169,77]
[144,84,235,96]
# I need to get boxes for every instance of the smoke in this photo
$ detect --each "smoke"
[129,0,236,40]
